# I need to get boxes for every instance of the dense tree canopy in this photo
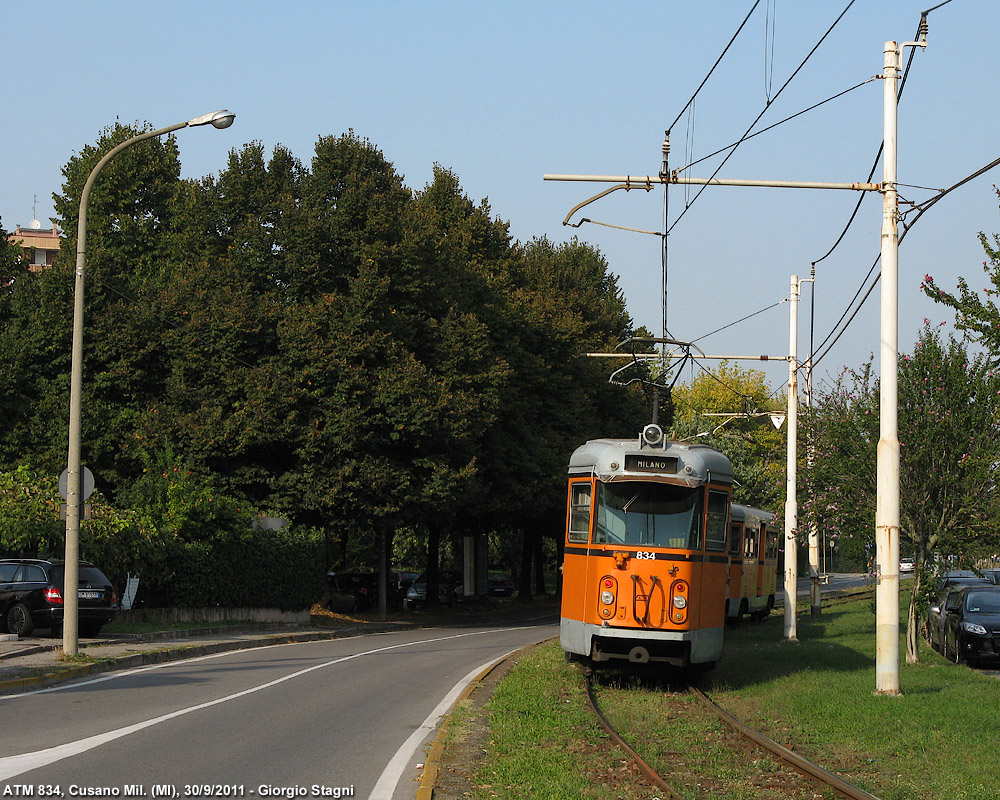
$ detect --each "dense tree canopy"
[0,126,647,605]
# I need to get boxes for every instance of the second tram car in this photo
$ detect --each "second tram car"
[560,424,735,670]
[726,504,780,621]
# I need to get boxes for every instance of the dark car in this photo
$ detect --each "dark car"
[487,570,514,597]
[405,570,463,610]
[0,558,119,637]
[941,585,1000,665]
[325,571,379,613]
[391,570,420,609]
[981,568,1000,585]
[927,571,996,649]
[935,570,994,594]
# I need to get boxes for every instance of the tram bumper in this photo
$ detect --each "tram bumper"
[561,617,723,667]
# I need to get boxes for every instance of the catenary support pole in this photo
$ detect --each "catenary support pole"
[875,41,902,696]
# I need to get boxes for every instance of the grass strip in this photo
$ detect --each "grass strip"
[457,595,1000,800]
[467,644,652,799]
[712,597,1000,800]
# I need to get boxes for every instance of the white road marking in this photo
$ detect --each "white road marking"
[0,627,530,781]
[366,649,516,800]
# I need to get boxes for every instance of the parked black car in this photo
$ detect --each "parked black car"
[487,570,514,597]
[926,571,996,649]
[0,558,119,637]
[325,571,381,613]
[941,585,1000,665]
[405,571,463,610]
[981,568,1000,585]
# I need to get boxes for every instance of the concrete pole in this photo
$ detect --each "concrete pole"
[783,274,799,642]
[806,357,822,616]
[875,41,901,696]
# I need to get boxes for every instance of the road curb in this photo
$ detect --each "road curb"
[413,636,558,800]
[415,657,505,800]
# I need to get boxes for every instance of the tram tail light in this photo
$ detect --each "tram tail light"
[598,576,617,618]
[670,580,689,624]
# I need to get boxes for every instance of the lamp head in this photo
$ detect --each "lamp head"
[188,110,236,129]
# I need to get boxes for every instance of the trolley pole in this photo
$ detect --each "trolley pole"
[783,275,799,642]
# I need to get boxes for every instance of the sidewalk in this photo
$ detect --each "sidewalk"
[0,597,560,695]
[0,618,418,695]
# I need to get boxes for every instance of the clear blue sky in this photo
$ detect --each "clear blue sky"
[3,1,997,394]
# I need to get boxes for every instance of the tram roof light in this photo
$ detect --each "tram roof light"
[642,423,664,446]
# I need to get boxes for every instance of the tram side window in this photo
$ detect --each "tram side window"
[705,490,729,552]
[765,528,779,559]
[744,525,758,559]
[568,482,592,543]
[729,525,742,557]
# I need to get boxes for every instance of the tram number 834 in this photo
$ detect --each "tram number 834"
[559,424,778,671]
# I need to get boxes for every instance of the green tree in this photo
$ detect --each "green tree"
[921,187,1000,365]
[53,122,182,294]
[0,218,25,294]
[0,464,63,556]
[671,361,785,511]
[803,324,1000,662]
[484,237,647,597]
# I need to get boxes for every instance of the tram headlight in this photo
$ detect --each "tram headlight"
[672,595,687,610]
[641,423,664,447]
[600,590,615,605]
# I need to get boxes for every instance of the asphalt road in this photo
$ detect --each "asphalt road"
[0,620,558,800]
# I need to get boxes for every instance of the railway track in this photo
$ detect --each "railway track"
[582,669,882,800]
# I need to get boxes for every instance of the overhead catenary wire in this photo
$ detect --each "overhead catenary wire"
[661,0,763,343]
[809,154,1000,370]
[666,0,763,136]
[673,77,877,174]
[764,0,777,102]
[691,299,785,344]
[806,5,953,371]
[667,0,858,236]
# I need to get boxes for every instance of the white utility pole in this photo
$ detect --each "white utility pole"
[783,275,800,642]
[875,40,904,696]
[875,33,926,697]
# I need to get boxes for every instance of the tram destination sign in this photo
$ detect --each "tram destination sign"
[624,454,679,474]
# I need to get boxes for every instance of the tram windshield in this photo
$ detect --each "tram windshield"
[594,481,702,548]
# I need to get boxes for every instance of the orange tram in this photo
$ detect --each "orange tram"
[559,423,777,672]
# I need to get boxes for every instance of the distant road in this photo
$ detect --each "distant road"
[0,619,558,799]
[776,572,870,605]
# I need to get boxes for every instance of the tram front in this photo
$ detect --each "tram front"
[560,424,734,669]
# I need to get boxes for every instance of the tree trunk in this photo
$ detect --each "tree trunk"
[426,524,441,607]
[517,528,533,600]
[905,564,923,663]
[533,529,547,596]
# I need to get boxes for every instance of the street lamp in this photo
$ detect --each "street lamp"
[63,110,235,655]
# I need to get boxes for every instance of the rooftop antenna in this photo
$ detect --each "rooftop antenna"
[30,195,41,229]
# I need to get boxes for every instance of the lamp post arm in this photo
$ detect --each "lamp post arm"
[76,122,189,255]
[64,119,192,656]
